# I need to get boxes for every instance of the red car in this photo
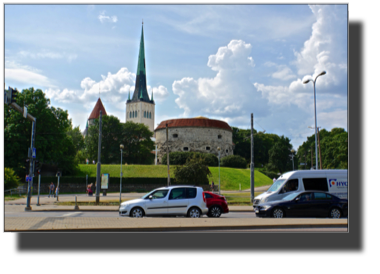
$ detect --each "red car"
[203,191,229,217]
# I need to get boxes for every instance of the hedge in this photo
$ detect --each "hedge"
[220,155,247,169]
[162,151,218,166]
[39,176,179,185]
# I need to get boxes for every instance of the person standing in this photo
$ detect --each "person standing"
[49,182,55,198]
[211,181,215,192]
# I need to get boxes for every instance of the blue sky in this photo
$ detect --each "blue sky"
[4,4,348,149]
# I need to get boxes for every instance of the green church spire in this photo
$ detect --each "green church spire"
[131,23,150,102]
[151,89,154,101]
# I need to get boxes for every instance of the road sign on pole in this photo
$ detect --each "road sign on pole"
[23,106,28,118]
[32,148,36,158]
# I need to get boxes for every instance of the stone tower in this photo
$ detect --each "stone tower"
[126,23,155,132]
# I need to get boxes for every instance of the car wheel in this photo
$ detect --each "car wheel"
[272,208,284,218]
[208,206,222,218]
[130,207,144,218]
[188,207,201,218]
[329,208,342,219]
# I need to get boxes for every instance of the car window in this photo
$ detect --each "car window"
[303,178,328,191]
[169,188,186,200]
[299,193,314,202]
[283,179,298,193]
[186,188,197,199]
[314,193,331,200]
[151,190,169,199]
[205,193,213,199]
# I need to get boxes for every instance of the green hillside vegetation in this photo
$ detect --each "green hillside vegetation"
[77,164,273,191]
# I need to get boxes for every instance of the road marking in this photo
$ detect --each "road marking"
[60,212,81,217]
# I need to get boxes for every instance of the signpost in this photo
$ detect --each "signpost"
[101,173,109,196]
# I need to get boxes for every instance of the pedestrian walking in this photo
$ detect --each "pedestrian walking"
[86,158,89,165]
[93,160,95,164]
[211,181,214,192]
[48,182,55,197]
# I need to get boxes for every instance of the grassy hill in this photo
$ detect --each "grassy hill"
[77,164,273,191]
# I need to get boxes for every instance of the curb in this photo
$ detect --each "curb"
[5,223,347,232]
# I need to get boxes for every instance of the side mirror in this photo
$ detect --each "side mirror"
[295,197,300,202]
[149,195,153,200]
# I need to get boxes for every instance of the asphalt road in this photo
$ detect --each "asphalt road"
[5,210,254,218]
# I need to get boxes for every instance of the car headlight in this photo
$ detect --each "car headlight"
[260,205,272,211]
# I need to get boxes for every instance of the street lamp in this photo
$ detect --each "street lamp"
[308,126,323,169]
[217,147,221,195]
[303,70,326,170]
[119,144,124,204]
[290,149,295,170]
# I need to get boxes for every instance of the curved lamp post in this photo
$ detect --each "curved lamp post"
[303,71,326,170]
[119,144,124,204]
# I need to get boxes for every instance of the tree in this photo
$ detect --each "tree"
[268,136,293,174]
[67,126,85,153]
[173,155,212,185]
[4,167,21,190]
[4,87,77,176]
[86,118,155,164]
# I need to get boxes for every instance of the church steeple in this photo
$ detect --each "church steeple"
[131,23,150,102]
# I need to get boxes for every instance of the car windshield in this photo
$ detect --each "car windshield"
[141,190,156,199]
[282,192,299,201]
[267,179,286,193]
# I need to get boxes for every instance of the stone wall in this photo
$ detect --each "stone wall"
[155,127,233,164]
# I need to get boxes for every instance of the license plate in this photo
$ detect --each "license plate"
[255,209,259,213]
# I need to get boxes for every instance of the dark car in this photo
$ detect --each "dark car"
[254,191,348,218]
[204,191,229,217]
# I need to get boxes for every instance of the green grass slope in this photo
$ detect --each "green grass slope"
[77,164,273,191]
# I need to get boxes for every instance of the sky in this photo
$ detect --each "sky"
[4,4,348,149]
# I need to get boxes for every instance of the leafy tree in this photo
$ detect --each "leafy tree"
[268,136,293,174]
[173,155,212,185]
[4,87,77,176]
[296,128,347,170]
[67,126,85,153]
[86,118,154,164]
[4,167,21,190]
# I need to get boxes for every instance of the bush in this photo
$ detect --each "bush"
[4,167,21,190]
[162,152,218,167]
[220,155,247,169]
[173,155,211,185]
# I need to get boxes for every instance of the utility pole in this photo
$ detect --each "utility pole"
[96,110,102,204]
[166,123,170,186]
[250,113,254,203]
[5,87,37,211]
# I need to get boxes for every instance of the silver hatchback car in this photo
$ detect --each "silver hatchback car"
[119,186,208,218]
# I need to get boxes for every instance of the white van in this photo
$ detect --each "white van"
[253,170,347,209]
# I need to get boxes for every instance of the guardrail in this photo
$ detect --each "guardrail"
[4,187,26,196]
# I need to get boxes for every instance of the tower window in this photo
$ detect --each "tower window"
[173,134,178,138]
[183,147,189,151]
[135,111,137,117]
[206,146,210,151]
[218,135,222,139]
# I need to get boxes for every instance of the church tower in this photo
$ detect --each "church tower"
[126,23,155,132]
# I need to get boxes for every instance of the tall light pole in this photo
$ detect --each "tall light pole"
[250,113,254,203]
[119,144,124,204]
[217,147,221,195]
[308,126,323,169]
[303,71,326,170]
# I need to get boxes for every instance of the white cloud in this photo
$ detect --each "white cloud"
[18,50,77,62]
[172,40,268,122]
[272,66,296,80]
[5,61,56,88]
[148,85,169,103]
[98,11,118,23]
[293,5,347,93]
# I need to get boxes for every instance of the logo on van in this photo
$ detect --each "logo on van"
[329,179,348,188]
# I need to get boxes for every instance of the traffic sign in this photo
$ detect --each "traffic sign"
[300,163,306,166]
[32,148,36,158]
[23,106,28,118]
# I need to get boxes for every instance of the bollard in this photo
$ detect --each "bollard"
[74,195,79,210]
